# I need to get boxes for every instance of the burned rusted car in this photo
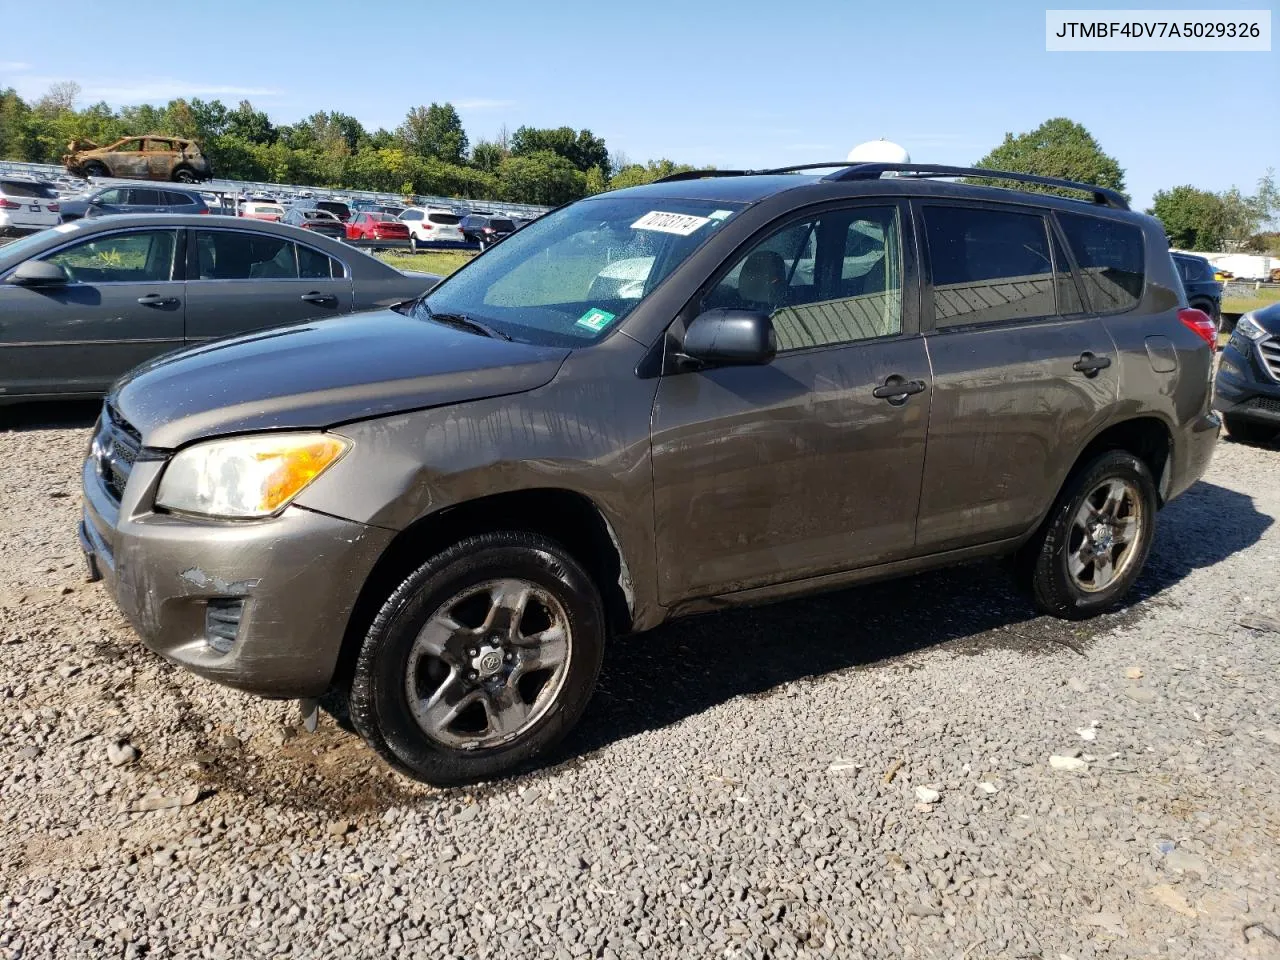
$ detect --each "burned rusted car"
[64,135,212,183]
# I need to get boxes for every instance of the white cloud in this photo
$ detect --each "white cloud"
[452,98,516,110]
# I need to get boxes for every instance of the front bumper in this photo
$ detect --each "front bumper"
[1213,339,1280,425]
[81,455,393,698]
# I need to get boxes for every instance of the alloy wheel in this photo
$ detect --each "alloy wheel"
[404,579,571,750]
[1066,478,1144,593]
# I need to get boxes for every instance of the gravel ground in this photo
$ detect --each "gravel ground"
[2,405,1279,960]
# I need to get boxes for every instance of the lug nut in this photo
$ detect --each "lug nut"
[468,671,478,680]
[467,648,477,657]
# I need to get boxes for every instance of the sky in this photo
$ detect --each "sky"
[2,0,1276,211]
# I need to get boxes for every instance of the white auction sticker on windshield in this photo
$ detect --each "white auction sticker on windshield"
[631,211,711,235]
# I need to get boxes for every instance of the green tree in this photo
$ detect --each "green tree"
[584,165,608,195]
[471,139,507,173]
[225,100,276,145]
[973,117,1126,198]
[511,126,609,174]
[496,151,587,205]
[397,103,468,165]
[607,158,695,190]
[1149,186,1227,250]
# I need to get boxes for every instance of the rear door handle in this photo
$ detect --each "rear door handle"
[136,294,179,307]
[300,292,338,305]
[872,375,928,403]
[1072,352,1112,377]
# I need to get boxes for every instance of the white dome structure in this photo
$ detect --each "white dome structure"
[846,139,911,164]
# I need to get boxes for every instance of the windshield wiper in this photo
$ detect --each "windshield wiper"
[419,304,512,341]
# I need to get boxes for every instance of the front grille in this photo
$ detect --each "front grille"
[1250,396,1280,415]
[1259,339,1280,382]
[94,405,143,503]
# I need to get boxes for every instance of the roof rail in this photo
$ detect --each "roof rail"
[652,169,749,183]
[823,163,1129,210]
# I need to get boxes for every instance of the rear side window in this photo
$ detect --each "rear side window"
[128,189,162,206]
[297,244,339,279]
[1057,212,1145,314]
[924,206,1055,328]
[1,180,52,199]
[196,231,299,280]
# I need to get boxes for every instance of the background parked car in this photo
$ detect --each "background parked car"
[239,199,285,222]
[351,199,404,218]
[60,186,209,220]
[283,207,347,241]
[0,215,438,401]
[0,177,61,234]
[294,197,353,223]
[346,212,410,245]
[63,135,212,182]
[399,207,466,249]
[459,213,516,249]
[1172,252,1223,328]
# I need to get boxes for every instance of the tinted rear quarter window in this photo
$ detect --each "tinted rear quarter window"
[924,205,1056,327]
[1057,212,1145,313]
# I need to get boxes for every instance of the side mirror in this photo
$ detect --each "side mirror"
[9,260,69,287]
[679,308,776,368]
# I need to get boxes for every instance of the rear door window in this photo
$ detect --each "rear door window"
[195,231,299,280]
[1056,212,1145,313]
[923,205,1055,328]
[127,189,162,207]
[297,245,338,279]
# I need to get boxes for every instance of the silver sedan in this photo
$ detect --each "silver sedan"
[0,215,438,402]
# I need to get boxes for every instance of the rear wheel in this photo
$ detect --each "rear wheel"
[409,234,420,252]
[172,166,197,183]
[1020,450,1157,620]
[1223,415,1277,446]
[349,532,606,786]
[83,161,108,178]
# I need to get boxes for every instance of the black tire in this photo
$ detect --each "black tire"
[83,161,108,178]
[1019,450,1158,620]
[409,235,419,252]
[172,166,197,183]
[349,532,605,786]
[1223,415,1277,446]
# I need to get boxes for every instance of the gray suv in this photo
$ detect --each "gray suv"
[79,163,1220,785]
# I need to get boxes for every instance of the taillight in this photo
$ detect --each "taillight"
[198,208,209,214]
[48,203,60,213]
[0,198,19,209]
[1179,308,1217,351]
[423,223,433,230]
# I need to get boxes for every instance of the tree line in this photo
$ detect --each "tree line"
[0,83,697,205]
[1,90,1275,251]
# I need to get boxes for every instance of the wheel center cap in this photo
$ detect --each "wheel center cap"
[473,645,504,678]
[1093,524,1113,550]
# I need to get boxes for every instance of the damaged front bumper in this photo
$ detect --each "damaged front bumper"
[80,454,393,698]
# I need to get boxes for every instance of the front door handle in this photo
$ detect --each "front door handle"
[136,294,179,307]
[300,292,338,306]
[1072,352,1112,377]
[872,375,928,404]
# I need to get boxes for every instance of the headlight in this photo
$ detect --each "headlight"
[156,433,349,519]
[1235,313,1267,341]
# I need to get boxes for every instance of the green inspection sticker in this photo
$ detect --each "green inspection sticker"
[576,307,617,332]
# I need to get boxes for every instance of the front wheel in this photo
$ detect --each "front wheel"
[1020,450,1158,620]
[349,532,605,786]
[82,161,108,178]
[172,167,197,183]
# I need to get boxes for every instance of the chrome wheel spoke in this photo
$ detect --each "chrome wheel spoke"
[1092,550,1116,587]
[518,624,569,672]
[412,672,480,735]
[413,614,465,665]
[483,579,531,641]
[1068,550,1089,578]
[1113,517,1139,545]
[485,684,532,738]
[1099,480,1126,518]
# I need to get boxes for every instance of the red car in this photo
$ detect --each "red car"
[346,212,410,244]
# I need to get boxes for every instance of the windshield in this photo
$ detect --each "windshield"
[421,195,744,346]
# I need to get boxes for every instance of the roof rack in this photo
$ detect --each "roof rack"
[823,163,1129,210]
[653,162,853,184]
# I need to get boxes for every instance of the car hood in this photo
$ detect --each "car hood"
[111,309,571,449]
[1246,301,1280,334]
